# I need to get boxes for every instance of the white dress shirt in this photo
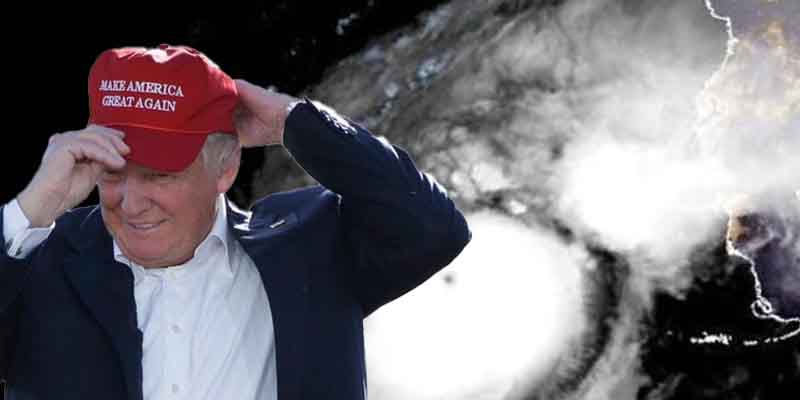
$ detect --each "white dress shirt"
[3,195,278,400]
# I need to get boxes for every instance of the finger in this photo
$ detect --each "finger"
[73,140,126,169]
[107,131,131,155]
[65,140,126,170]
[73,130,129,160]
[234,79,257,95]
[61,126,122,148]
[86,124,126,139]
[82,126,130,155]
[82,124,127,143]
[234,79,270,109]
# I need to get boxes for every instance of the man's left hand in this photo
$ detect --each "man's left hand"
[233,79,298,147]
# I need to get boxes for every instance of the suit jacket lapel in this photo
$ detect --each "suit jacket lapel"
[62,207,143,400]
[227,199,308,400]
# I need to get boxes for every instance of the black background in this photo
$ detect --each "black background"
[1,1,445,206]
[0,2,445,397]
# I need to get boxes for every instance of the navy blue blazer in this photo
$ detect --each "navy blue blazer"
[0,100,471,399]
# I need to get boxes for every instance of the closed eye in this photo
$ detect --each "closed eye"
[146,173,175,181]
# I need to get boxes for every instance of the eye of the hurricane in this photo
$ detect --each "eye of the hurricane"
[363,211,594,399]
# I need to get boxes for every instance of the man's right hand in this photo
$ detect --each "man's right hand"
[17,125,129,227]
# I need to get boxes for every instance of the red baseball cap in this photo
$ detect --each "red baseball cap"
[88,44,238,172]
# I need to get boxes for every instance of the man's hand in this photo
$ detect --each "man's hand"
[17,125,129,227]
[233,79,298,148]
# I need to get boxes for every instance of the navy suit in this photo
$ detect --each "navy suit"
[0,100,471,399]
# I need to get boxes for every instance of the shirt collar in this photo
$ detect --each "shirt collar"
[113,194,232,279]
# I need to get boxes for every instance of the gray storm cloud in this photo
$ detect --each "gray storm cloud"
[302,0,797,398]
[698,0,799,324]
[556,0,799,295]
[698,0,799,195]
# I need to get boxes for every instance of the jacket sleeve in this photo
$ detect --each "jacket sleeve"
[282,99,472,316]
[0,206,35,381]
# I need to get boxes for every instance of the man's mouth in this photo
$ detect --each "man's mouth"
[127,220,165,232]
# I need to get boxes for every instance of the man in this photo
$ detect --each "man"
[0,44,471,399]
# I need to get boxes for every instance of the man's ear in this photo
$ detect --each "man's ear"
[216,145,242,194]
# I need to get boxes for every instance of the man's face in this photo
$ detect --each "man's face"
[97,155,222,268]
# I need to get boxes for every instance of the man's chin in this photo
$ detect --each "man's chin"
[126,253,168,268]
[117,240,173,268]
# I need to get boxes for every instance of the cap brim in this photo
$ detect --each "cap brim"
[112,125,208,172]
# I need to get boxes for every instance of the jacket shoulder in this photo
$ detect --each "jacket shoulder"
[250,185,340,216]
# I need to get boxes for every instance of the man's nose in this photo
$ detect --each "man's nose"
[120,180,152,216]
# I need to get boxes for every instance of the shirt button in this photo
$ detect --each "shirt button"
[171,383,180,394]
[171,324,182,334]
